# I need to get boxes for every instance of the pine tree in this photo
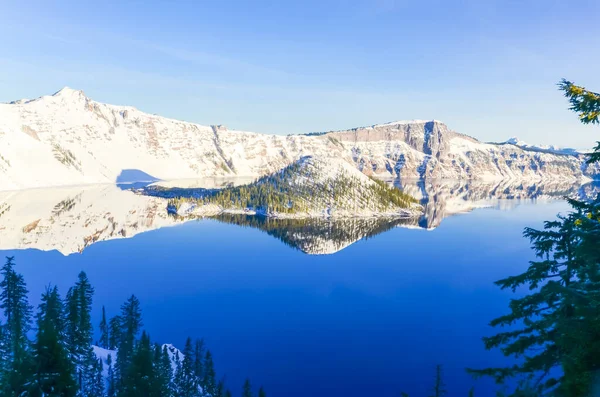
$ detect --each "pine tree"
[0,319,8,391]
[216,379,225,397]
[65,271,96,394]
[172,351,183,396]
[258,386,266,397]
[85,358,105,397]
[175,337,198,397]
[559,79,600,163]
[30,285,77,397]
[108,316,122,351]
[98,305,109,349]
[0,256,33,396]
[202,350,217,396]
[116,295,143,389]
[242,379,253,397]
[469,80,600,396]
[120,331,155,397]
[193,339,205,383]
[153,344,173,397]
[107,353,117,397]
[430,365,446,397]
[468,387,475,397]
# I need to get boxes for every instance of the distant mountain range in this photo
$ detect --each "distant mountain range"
[1,87,598,191]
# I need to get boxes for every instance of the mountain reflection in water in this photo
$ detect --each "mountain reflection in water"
[0,178,597,255]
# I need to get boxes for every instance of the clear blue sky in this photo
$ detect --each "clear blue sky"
[1,0,599,147]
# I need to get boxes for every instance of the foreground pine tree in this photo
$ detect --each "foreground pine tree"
[0,258,259,397]
[86,357,105,397]
[116,295,143,392]
[107,353,117,397]
[242,379,253,397]
[120,331,155,397]
[193,339,205,383]
[469,81,600,396]
[109,315,122,350]
[99,305,109,349]
[0,256,33,396]
[174,337,199,396]
[258,386,267,397]
[202,350,217,396]
[431,365,447,397]
[31,286,77,397]
[65,271,97,394]
[153,344,174,397]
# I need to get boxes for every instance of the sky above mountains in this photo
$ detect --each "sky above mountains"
[0,0,599,148]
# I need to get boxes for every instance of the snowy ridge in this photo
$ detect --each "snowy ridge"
[502,137,581,155]
[0,88,598,191]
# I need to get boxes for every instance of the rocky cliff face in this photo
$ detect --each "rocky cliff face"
[0,88,598,191]
[325,121,599,181]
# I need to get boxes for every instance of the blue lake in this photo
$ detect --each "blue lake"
[0,182,582,397]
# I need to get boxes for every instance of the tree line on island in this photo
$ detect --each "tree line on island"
[168,157,418,215]
[0,258,266,397]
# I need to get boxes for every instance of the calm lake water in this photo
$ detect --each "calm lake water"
[0,180,592,397]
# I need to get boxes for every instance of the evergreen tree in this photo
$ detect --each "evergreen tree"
[430,365,446,397]
[0,256,33,396]
[31,285,77,397]
[108,315,122,351]
[193,338,205,383]
[98,305,109,349]
[153,344,173,397]
[116,295,142,389]
[202,350,217,396]
[85,358,105,397]
[120,331,155,397]
[242,379,253,397]
[258,386,266,397]
[0,319,7,391]
[107,353,117,397]
[174,337,198,397]
[172,351,183,396]
[558,79,600,163]
[216,379,225,397]
[65,271,96,394]
[468,387,475,397]
[469,81,600,396]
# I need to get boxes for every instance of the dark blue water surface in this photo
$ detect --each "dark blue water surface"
[0,200,572,397]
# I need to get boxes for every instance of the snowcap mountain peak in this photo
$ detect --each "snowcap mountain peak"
[52,86,86,98]
[505,137,522,145]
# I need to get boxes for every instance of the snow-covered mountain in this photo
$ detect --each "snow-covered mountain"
[1,88,598,191]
